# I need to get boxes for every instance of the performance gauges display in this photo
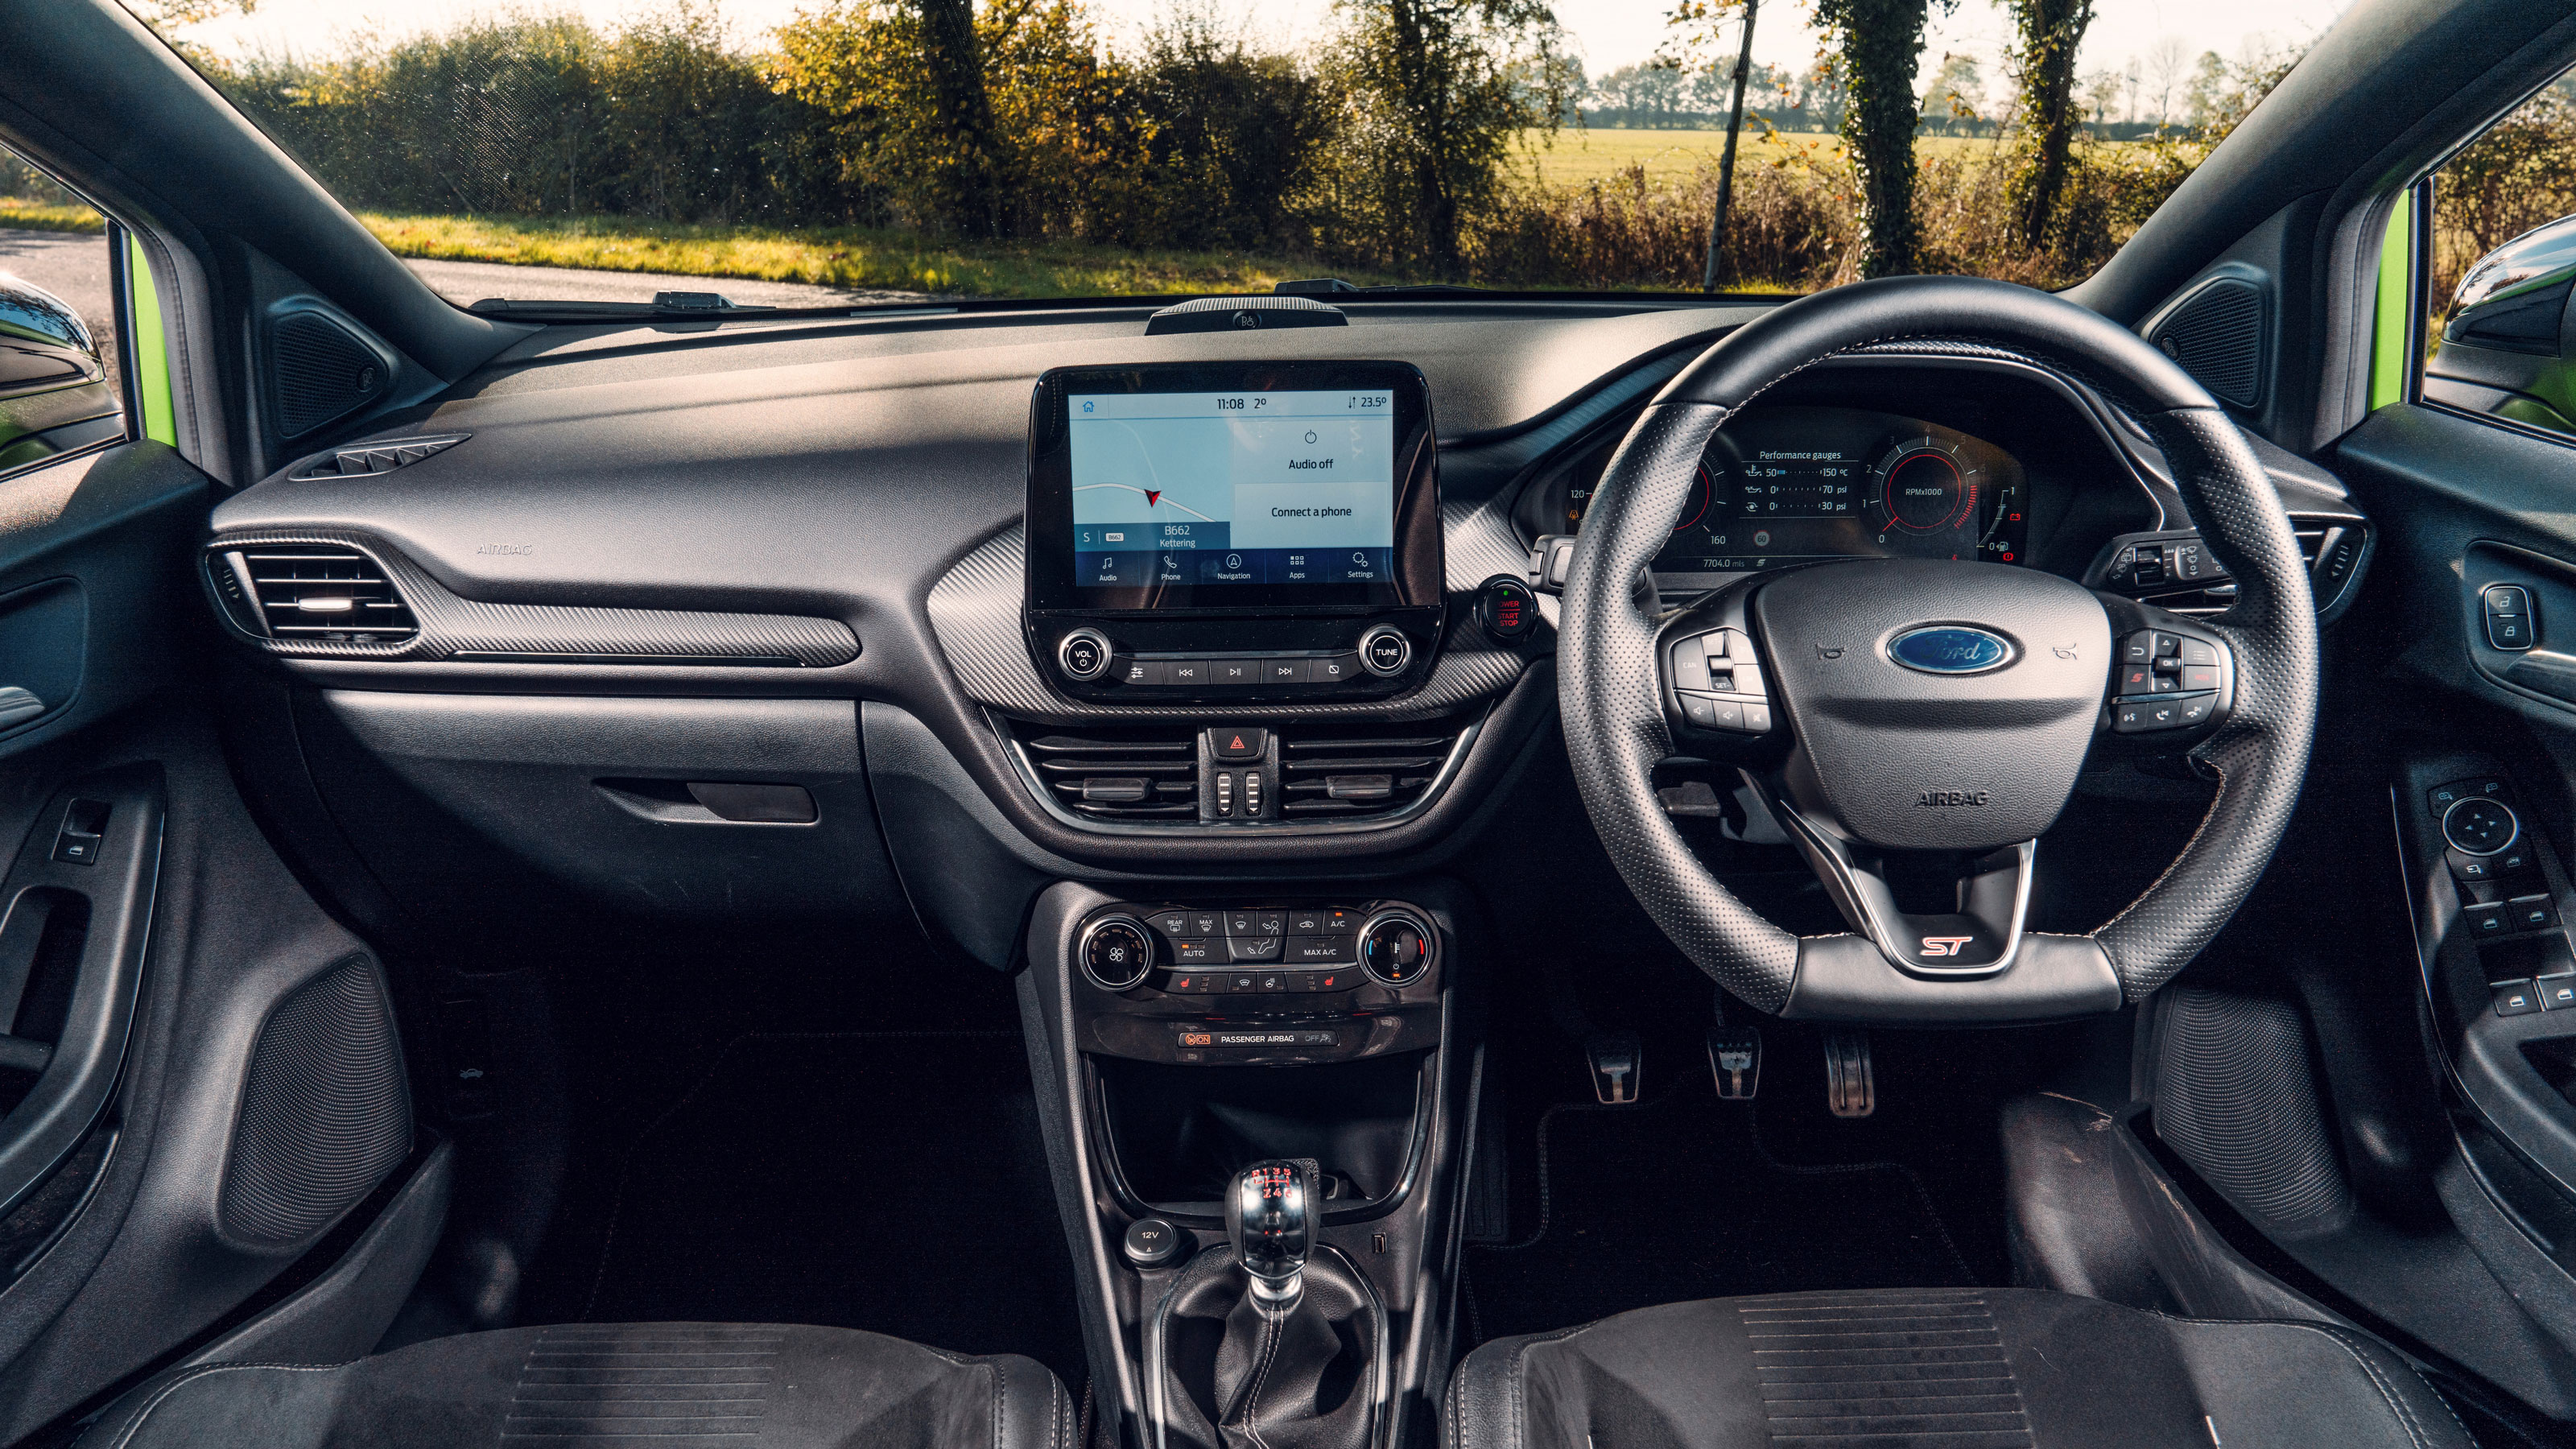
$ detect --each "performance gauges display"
[1553,407,2029,576]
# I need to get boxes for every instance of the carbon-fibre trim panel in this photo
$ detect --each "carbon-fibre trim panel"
[206,528,860,667]
[924,522,1530,723]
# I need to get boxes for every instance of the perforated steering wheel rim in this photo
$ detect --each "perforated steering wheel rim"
[1559,275,2318,1024]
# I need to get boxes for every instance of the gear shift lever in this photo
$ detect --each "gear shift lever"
[1224,1159,1317,1311]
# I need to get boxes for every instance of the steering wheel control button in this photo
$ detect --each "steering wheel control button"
[1081,917,1155,990]
[2444,797,2520,856]
[2494,980,2541,1017]
[1360,911,1435,987]
[1670,638,1713,692]
[1210,728,1267,762]
[1480,576,1538,640]
[1124,1218,1187,1269]
[2179,638,2219,665]
[1058,628,1113,681]
[1359,625,1412,677]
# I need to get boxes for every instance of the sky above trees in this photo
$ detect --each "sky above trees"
[184,0,2355,122]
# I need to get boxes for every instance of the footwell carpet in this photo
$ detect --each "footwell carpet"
[1464,1084,1976,1344]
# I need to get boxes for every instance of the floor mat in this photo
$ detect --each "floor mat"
[560,1031,1088,1390]
[1463,1083,1976,1344]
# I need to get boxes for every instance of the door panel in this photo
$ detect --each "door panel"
[0,440,439,1435]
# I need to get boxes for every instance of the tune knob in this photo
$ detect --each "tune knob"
[1358,625,1412,678]
[1359,909,1435,988]
[1080,915,1154,989]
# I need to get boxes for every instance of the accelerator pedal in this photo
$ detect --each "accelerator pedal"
[1823,1029,1875,1117]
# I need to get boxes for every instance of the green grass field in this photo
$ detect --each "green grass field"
[1514,126,2082,185]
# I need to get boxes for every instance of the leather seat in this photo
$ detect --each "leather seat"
[79,1322,1072,1449]
[1444,1287,2476,1449]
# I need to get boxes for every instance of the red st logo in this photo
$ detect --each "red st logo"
[1919,936,1975,957]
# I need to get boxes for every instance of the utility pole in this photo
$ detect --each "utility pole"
[1702,0,1760,293]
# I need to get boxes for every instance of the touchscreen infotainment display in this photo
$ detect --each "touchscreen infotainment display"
[1067,390,1397,589]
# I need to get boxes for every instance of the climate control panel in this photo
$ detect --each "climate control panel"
[1070,899,1445,1066]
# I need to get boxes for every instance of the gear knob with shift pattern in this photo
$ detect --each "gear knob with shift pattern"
[1224,1158,1317,1308]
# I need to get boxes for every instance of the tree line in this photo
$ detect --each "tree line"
[163,0,2327,291]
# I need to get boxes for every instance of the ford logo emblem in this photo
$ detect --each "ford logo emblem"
[1888,625,2014,675]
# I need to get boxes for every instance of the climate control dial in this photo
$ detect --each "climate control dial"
[1359,909,1435,987]
[1080,915,1155,989]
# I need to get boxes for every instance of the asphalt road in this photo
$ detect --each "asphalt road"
[0,227,927,336]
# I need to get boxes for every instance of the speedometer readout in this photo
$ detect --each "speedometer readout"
[1559,407,2028,574]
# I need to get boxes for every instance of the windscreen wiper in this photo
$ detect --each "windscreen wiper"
[464,290,782,320]
[1274,279,1488,296]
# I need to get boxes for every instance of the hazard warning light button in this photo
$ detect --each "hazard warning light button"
[1208,728,1268,762]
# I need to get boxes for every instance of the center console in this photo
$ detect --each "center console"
[1020,882,1476,1449]
[1022,361,1447,707]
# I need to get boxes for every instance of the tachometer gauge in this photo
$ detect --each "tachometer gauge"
[1862,432,2025,562]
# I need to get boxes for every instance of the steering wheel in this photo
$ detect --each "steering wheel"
[1561,276,2318,1024]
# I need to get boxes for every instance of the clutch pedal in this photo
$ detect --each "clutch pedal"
[1586,1032,1641,1104]
[1823,1029,1874,1117]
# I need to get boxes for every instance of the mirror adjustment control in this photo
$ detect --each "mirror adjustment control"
[1358,909,1435,987]
[1080,915,1154,989]
[1358,625,1411,677]
[1057,627,1113,681]
[2443,796,2520,857]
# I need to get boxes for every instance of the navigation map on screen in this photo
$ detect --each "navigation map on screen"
[1067,389,1396,588]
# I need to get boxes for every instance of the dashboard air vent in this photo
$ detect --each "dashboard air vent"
[1022,729,1201,820]
[291,433,468,480]
[2136,519,2364,617]
[226,545,419,642]
[1278,724,1461,820]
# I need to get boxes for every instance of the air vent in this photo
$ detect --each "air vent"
[220,545,419,642]
[291,433,467,480]
[1022,730,1201,820]
[1278,724,1462,820]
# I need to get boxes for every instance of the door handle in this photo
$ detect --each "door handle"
[0,687,40,729]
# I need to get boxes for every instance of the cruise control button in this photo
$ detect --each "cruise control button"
[2495,980,2541,1017]
[1229,933,1285,962]
[1285,935,1355,964]
[2180,665,2221,692]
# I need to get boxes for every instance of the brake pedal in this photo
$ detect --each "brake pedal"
[1586,1032,1641,1104]
[1707,1025,1761,1100]
[1823,1029,1874,1117]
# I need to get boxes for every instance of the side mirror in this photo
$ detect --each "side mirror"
[2425,213,2576,435]
[0,270,120,473]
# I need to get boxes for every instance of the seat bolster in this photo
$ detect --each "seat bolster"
[78,1360,355,1449]
[1444,1329,1573,1449]
[2164,1316,2482,1449]
[967,1348,1075,1449]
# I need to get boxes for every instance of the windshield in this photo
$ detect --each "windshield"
[114,0,2343,311]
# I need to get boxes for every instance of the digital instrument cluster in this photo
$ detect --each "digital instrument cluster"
[1523,407,2029,577]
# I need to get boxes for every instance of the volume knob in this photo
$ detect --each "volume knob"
[1058,628,1113,682]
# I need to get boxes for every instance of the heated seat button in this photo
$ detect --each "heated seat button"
[2495,980,2541,1017]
